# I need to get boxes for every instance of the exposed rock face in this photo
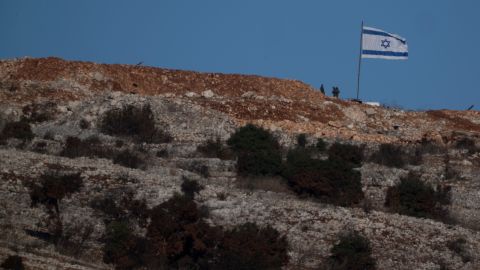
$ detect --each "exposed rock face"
[0,57,479,269]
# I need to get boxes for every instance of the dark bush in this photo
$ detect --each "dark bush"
[328,142,363,167]
[145,194,220,269]
[370,144,405,168]
[90,187,149,227]
[316,138,327,152]
[22,102,57,123]
[100,104,172,143]
[113,150,145,169]
[1,255,24,270]
[56,220,95,257]
[213,222,288,270]
[455,137,478,154]
[327,231,376,270]
[283,147,364,206]
[181,177,204,199]
[60,136,113,159]
[1,119,34,141]
[447,237,471,263]
[227,124,282,176]
[103,221,145,269]
[79,119,90,129]
[385,173,451,220]
[297,133,307,148]
[29,171,83,213]
[156,149,168,158]
[197,138,234,160]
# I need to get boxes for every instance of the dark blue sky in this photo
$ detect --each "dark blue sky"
[1,0,479,110]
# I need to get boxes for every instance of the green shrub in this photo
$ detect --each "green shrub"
[29,171,83,213]
[227,124,282,176]
[1,255,24,270]
[297,133,307,148]
[213,223,289,270]
[327,231,376,270]
[385,173,451,220]
[100,104,172,143]
[197,138,234,160]
[283,147,363,206]
[103,221,145,269]
[1,119,34,141]
[370,144,405,168]
[328,142,363,167]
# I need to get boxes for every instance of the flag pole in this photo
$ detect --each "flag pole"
[356,20,364,100]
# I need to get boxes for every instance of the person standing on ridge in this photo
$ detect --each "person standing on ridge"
[332,86,340,98]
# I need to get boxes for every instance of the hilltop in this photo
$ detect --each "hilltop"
[0,57,479,269]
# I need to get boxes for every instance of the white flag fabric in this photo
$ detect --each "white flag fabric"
[362,26,408,60]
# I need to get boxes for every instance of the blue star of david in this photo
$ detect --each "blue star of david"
[381,39,391,49]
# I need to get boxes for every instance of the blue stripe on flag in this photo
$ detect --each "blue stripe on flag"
[362,50,408,57]
[363,29,406,44]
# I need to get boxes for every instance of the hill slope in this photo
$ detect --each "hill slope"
[0,57,479,269]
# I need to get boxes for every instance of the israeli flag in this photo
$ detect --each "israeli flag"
[362,26,408,60]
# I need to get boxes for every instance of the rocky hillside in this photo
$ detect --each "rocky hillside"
[0,57,479,270]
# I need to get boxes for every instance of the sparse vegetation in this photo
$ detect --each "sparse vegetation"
[100,104,172,143]
[60,136,113,159]
[90,187,149,227]
[227,124,282,176]
[22,102,57,123]
[183,161,210,178]
[385,172,451,220]
[1,119,34,141]
[197,138,234,160]
[29,171,83,214]
[326,231,376,270]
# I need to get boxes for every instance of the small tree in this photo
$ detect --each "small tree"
[320,84,325,94]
